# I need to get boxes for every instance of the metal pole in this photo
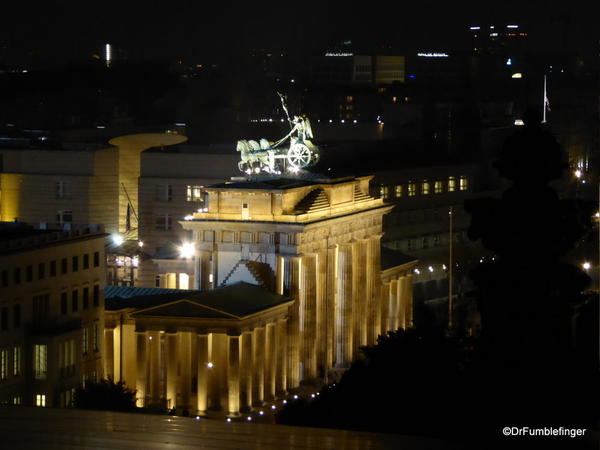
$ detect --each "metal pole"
[542,74,547,123]
[448,206,453,331]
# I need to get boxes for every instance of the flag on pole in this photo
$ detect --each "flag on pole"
[542,74,549,123]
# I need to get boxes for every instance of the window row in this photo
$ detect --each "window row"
[60,285,102,315]
[156,184,206,203]
[400,231,468,252]
[379,176,469,200]
[0,346,21,381]
[1,252,101,287]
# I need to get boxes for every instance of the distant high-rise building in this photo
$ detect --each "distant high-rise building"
[468,24,528,56]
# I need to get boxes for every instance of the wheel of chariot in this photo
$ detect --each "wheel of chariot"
[287,142,312,168]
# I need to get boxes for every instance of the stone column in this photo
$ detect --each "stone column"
[147,330,161,405]
[275,255,285,295]
[197,251,212,290]
[301,253,317,379]
[398,276,406,329]
[210,332,228,411]
[286,256,302,388]
[380,282,391,335]
[315,250,327,377]
[135,332,147,407]
[166,333,177,410]
[335,243,353,367]
[252,327,265,405]
[367,236,381,346]
[179,331,193,412]
[389,279,399,331]
[103,329,114,380]
[240,331,253,410]
[276,318,288,395]
[265,323,277,401]
[121,323,137,390]
[196,334,209,415]
[325,246,337,371]
[227,335,241,417]
[354,240,368,351]
[405,273,414,327]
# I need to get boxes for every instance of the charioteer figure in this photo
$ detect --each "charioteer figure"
[236,93,319,175]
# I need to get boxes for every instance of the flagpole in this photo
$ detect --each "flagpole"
[542,74,547,123]
[448,206,453,331]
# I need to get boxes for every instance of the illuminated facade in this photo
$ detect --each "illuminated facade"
[103,175,416,416]
[0,223,106,407]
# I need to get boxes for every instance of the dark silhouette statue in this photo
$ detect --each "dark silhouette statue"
[466,108,592,370]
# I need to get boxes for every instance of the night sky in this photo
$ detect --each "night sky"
[1,1,598,68]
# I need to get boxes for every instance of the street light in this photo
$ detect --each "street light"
[179,242,195,259]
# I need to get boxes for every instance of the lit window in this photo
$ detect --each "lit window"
[434,181,443,194]
[1,349,7,380]
[379,185,389,200]
[422,180,430,195]
[13,396,21,405]
[408,182,416,197]
[186,185,204,202]
[35,394,46,407]
[346,96,353,102]
[34,345,47,380]
[460,176,468,191]
[395,185,402,197]
[156,184,173,202]
[448,176,456,192]
[13,346,21,376]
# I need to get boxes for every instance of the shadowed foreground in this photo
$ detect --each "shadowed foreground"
[0,406,466,450]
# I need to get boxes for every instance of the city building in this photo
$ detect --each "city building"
[0,222,106,408]
[374,164,484,325]
[310,53,405,86]
[182,175,415,376]
[103,175,416,416]
[0,133,187,234]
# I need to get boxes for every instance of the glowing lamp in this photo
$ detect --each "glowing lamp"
[179,242,195,259]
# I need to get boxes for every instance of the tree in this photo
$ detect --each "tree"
[465,109,593,370]
[74,378,137,412]
[277,328,472,438]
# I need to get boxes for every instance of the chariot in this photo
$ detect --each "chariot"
[237,93,320,174]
